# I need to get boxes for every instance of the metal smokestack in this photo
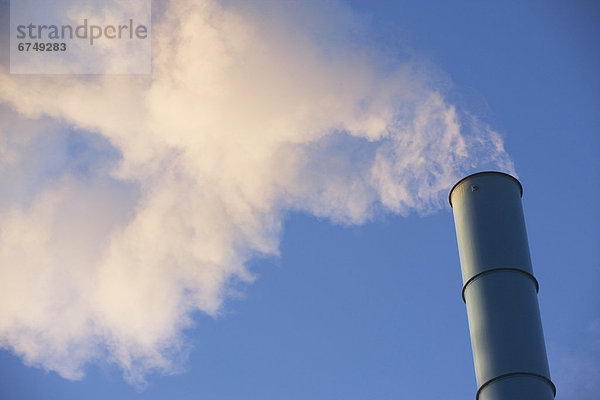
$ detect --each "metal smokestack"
[449,172,555,400]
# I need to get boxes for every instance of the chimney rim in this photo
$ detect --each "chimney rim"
[449,171,523,208]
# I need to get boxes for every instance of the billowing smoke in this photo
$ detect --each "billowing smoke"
[0,0,514,386]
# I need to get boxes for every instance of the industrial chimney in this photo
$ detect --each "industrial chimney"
[449,172,555,400]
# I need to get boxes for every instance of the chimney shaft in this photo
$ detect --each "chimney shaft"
[449,172,555,400]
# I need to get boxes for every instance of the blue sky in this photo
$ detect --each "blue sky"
[0,1,598,399]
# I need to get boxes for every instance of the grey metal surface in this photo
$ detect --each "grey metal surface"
[450,172,555,400]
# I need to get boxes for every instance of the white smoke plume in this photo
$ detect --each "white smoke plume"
[0,0,514,386]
